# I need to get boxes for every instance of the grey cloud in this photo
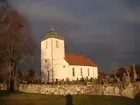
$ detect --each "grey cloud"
[10,0,140,72]
[10,0,79,24]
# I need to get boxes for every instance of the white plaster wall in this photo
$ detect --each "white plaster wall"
[41,38,52,71]
[94,67,98,79]
[41,38,65,61]
[41,39,52,82]
[53,58,69,81]
[68,65,98,81]
[41,38,65,82]
[51,38,65,59]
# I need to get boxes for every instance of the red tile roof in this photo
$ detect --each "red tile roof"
[65,54,97,67]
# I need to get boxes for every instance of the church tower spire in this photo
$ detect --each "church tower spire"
[41,28,64,41]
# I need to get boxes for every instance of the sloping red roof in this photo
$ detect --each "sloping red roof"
[65,54,97,67]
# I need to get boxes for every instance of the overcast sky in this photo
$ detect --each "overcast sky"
[9,0,140,73]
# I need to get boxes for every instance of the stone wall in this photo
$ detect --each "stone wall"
[18,84,121,96]
[18,82,140,98]
[1,82,140,99]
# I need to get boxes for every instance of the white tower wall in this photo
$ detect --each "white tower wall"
[41,37,65,83]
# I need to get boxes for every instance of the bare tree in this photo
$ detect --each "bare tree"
[41,50,51,84]
[0,8,34,90]
[112,66,120,82]
[27,69,35,83]
[122,66,131,88]
[124,66,131,80]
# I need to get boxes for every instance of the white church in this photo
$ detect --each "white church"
[41,28,98,83]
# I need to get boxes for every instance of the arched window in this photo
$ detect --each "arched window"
[72,68,75,77]
[88,68,90,76]
[56,40,59,48]
[81,68,83,76]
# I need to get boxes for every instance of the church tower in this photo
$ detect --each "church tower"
[41,28,65,83]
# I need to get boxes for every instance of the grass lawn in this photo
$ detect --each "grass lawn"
[0,91,140,105]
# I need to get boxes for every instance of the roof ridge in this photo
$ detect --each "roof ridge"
[65,53,97,67]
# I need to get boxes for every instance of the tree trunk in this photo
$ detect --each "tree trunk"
[7,62,16,91]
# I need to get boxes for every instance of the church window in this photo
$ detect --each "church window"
[56,40,59,48]
[47,71,50,80]
[88,68,90,76]
[81,68,83,76]
[72,68,75,76]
